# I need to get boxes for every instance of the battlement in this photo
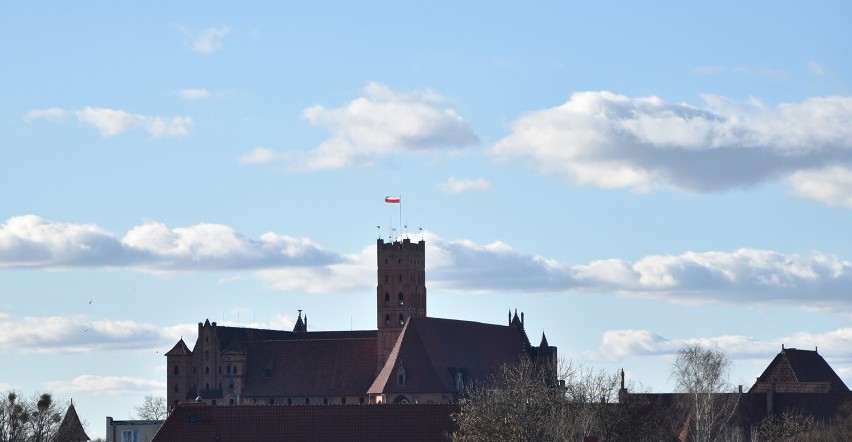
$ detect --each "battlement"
[376,238,425,252]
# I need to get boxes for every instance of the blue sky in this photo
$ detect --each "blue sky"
[2,1,851,438]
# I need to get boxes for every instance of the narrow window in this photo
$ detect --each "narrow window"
[398,292,404,306]
[173,366,179,375]
[205,367,209,374]
[270,398,275,405]
[399,314,404,325]
[174,384,179,393]
[323,397,328,405]
[287,398,293,405]
[385,314,390,326]
[234,366,238,375]
[205,383,209,390]
[341,397,347,405]
[384,293,390,307]
[305,398,310,405]
[218,366,221,374]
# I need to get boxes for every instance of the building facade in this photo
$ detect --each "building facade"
[166,238,555,408]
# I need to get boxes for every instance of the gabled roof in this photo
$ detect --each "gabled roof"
[368,317,528,396]
[54,402,90,442]
[750,348,849,393]
[165,338,191,356]
[152,402,457,442]
[241,337,378,398]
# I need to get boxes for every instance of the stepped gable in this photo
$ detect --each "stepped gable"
[241,337,378,398]
[54,402,91,442]
[750,347,849,393]
[369,316,528,396]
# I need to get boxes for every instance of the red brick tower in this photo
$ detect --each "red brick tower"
[376,238,426,371]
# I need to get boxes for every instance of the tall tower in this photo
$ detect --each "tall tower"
[376,237,426,371]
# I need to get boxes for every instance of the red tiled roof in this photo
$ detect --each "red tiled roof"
[369,317,527,396]
[241,337,378,398]
[750,348,849,393]
[152,403,457,442]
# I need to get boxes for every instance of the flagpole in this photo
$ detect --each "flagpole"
[399,194,402,238]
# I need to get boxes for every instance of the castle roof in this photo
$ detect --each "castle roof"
[368,317,528,396]
[750,348,849,393]
[241,337,378,398]
[54,402,90,442]
[152,402,456,442]
[165,338,191,356]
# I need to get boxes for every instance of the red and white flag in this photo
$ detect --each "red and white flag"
[384,196,401,204]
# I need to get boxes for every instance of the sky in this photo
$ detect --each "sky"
[2,1,851,438]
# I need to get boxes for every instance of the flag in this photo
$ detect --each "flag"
[385,196,401,204]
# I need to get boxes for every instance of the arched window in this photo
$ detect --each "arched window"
[385,314,390,326]
[205,367,209,374]
[398,314,404,325]
[384,293,390,307]
[398,292,404,306]
[173,366,179,375]
[397,366,407,385]
[174,384,179,393]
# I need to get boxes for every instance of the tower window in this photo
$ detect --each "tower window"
[341,397,347,405]
[399,314,404,325]
[399,275,402,282]
[385,314,390,326]
[385,274,388,282]
[205,367,210,374]
[174,384,179,393]
[174,366,179,375]
[384,293,390,307]
[398,292,404,306]
[234,366,238,375]
[287,398,293,405]
[323,397,328,405]
[305,398,310,405]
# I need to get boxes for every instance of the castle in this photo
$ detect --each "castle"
[165,238,555,407]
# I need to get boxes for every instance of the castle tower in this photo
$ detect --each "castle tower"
[376,238,426,371]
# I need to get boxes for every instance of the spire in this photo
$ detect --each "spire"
[54,402,91,442]
[540,332,549,348]
[293,310,307,332]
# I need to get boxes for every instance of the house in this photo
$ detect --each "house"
[165,238,555,408]
[105,417,164,442]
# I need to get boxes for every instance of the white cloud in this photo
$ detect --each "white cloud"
[26,107,192,138]
[492,92,852,200]
[281,82,478,170]
[238,147,290,165]
[437,177,492,194]
[46,375,164,395]
[586,327,852,364]
[179,88,212,100]
[0,312,194,353]
[0,215,340,271]
[189,26,230,54]
[788,165,852,207]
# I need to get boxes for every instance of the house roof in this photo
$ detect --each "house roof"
[750,348,849,393]
[241,337,378,398]
[152,402,457,442]
[209,324,376,354]
[54,402,91,442]
[368,316,528,396]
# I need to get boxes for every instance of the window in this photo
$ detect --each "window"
[174,384,179,393]
[205,383,209,390]
[120,430,137,442]
[229,399,234,405]
[384,293,390,307]
[398,274,402,281]
[323,397,328,405]
[359,397,365,404]
[287,398,292,405]
[205,367,209,374]
[399,314,404,325]
[384,274,388,282]
[205,350,209,359]
[385,314,390,326]
[173,365,179,375]
[218,366,221,374]
[305,397,310,405]
[193,367,196,374]
[398,292,404,306]
[229,381,234,390]
[234,366,238,375]
[227,366,231,374]
[341,397,347,405]
[269,398,275,405]
[397,366,407,385]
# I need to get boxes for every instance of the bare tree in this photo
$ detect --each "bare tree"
[26,393,63,442]
[452,358,668,442]
[0,391,28,442]
[753,409,817,442]
[670,344,739,442]
[133,395,167,420]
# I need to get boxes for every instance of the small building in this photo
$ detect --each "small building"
[105,417,164,442]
